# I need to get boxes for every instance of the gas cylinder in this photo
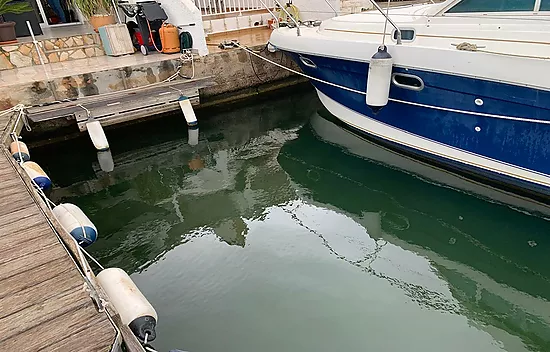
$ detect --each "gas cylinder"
[159,23,180,54]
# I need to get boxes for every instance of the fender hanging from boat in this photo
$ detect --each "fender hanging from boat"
[366,45,393,110]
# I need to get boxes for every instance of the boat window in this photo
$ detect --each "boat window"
[447,0,536,13]
[393,29,415,42]
[541,0,550,10]
[392,73,424,91]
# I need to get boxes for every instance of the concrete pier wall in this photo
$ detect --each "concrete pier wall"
[0,46,300,110]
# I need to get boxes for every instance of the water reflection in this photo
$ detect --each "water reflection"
[32,96,550,352]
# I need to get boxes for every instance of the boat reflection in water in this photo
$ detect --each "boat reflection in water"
[38,100,550,351]
[277,110,550,351]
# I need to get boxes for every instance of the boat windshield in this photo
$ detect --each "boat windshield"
[446,0,549,13]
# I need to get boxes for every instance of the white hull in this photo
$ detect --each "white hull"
[316,89,550,191]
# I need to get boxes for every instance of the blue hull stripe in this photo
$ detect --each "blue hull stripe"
[286,51,550,193]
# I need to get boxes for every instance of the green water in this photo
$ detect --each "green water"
[32,91,550,352]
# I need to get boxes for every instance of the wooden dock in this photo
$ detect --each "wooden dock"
[0,112,117,350]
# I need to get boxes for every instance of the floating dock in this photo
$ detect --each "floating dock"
[0,112,118,350]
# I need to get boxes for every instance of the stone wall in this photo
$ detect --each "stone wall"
[0,34,105,71]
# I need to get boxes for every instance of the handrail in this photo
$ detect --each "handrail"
[368,0,402,44]
[273,0,301,36]
[258,0,280,28]
[323,0,337,16]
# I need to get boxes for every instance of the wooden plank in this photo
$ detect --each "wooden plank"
[0,193,34,217]
[0,288,95,343]
[0,161,15,174]
[0,256,69,299]
[0,222,54,254]
[0,175,27,190]
[28,77,215,122]
[78,96,199,132]
[0,232,59,266]
[0,271,82,318]
[0,303,114,352]
[0,240,65,281]
[0,212,45,236]
[38,314,115,352]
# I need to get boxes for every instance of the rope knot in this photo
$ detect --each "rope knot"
[455,42,479,51]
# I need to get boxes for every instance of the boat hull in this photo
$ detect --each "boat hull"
[287,52,550,199]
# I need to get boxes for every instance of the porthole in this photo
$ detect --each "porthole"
[392,73,424,91]
[393,29,416,42]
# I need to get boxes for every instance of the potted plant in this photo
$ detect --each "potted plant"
[0,0,32,44]
[70,0,115,32]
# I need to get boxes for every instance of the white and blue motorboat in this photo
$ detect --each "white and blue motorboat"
[270,0,550,199]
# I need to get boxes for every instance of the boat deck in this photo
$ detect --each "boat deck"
[0,114,116,350]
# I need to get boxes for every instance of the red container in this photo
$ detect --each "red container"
[134,31,152,46]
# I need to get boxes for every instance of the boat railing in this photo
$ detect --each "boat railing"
[258,0,280,28]
[324,0,338,17]
[273,0,302,36]
[369,0,402,44]
[261,0,402,44]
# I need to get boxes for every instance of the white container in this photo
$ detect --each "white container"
[97,268,158,342]
[366,46,393,108]
[98,24,135,56]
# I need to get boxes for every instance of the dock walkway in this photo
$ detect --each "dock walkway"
[0,114,116,350]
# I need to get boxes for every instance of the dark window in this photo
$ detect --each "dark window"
[393,29,415,41]
[541,0,550,10]
[447,0,535,13]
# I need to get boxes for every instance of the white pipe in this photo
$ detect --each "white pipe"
[111,0,122,23]
[26,21,47,70]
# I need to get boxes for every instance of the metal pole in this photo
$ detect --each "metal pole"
[273,0,300,36]
[111,0,122,23]
[25,21,59,100]
[323,0,337,17]
[368,0,401,44]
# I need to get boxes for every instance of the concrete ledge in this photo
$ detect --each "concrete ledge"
[0,45,299,110]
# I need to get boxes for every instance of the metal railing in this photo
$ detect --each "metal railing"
[273,0,301,35]
[195,0,275,16]
[369,0,402,44]
[198,0,402,44]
